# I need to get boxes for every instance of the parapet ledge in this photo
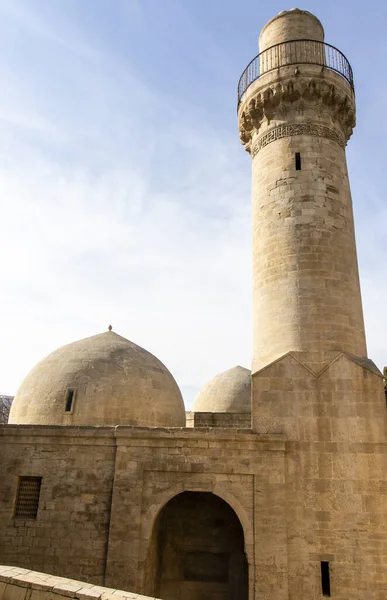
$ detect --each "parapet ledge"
[0,424,286,445]
[113,426,285,444]
[342,352,382,376]
[0,565,155,600]
[252,351,382,378]
[0,425,117,443]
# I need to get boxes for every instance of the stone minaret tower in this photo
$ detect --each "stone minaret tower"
[238,9,366,372]
[239,10,387,600]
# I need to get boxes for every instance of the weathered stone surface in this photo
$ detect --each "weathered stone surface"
[252,351,387,599]
[0,567,158,600]
[8,331,185,428]
[0,427,116,584]
[0,425,285,598]
[186,411,251,429]
[238,9,365,373]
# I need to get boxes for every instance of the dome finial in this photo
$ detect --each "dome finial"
[108,325,113,331]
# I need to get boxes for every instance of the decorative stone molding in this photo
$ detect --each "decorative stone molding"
[238,77,355,152]
[251,123,345,158]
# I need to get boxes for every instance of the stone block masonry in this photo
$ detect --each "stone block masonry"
[238,9,366,372]
[185,411,251,428]
[0,424,286,598]
[0,427,117,585]
[0,566,159,600]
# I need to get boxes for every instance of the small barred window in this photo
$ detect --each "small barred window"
[14,476,42,519]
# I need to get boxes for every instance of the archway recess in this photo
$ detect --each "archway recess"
[145,491,248,600]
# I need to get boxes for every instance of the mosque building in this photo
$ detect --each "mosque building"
[1,9,387,600]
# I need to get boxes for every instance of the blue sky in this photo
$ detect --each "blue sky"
[0,0,386,408]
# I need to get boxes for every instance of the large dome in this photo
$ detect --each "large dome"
[193,366,251,413]
[8,330,185,427]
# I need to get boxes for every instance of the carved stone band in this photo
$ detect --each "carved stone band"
[251,123,346,158]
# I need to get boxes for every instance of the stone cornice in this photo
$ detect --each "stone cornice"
[238,76,356,152]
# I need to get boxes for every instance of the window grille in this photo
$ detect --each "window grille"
[14,476,42,519]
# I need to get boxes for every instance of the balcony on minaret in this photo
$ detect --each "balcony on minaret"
[238,39,354,107]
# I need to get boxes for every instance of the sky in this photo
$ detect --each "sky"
[0,0,386,409]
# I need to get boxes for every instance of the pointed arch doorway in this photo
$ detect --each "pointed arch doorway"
[145,491,249,600]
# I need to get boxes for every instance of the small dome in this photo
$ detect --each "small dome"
[8,331,185,427]
[193,366,251,413]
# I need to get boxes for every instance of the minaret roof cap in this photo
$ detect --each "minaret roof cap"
[259,8,324,52]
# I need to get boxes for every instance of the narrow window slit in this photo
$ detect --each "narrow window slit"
[295,152,301,170]
[321,561,331,597]
[64,389,75,413]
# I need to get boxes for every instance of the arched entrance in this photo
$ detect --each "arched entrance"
[145,491,248,600]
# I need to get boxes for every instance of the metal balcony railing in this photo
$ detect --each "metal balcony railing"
[237,39,354,106]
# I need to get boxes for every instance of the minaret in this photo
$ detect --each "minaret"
[238,9,367,372]
[237,14,387,600]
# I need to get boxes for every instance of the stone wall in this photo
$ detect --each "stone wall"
[253,352,387,600]
[104,427,285,597]
[0,427,116,584]
[185,412,251,429]
[0,566,158,600]
[2,400,387,600]
[0,425,286,600]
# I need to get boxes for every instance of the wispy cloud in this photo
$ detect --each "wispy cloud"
[0,0,253,407]
[0,0,386,411]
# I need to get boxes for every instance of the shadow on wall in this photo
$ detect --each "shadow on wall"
[144,491,248,600]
